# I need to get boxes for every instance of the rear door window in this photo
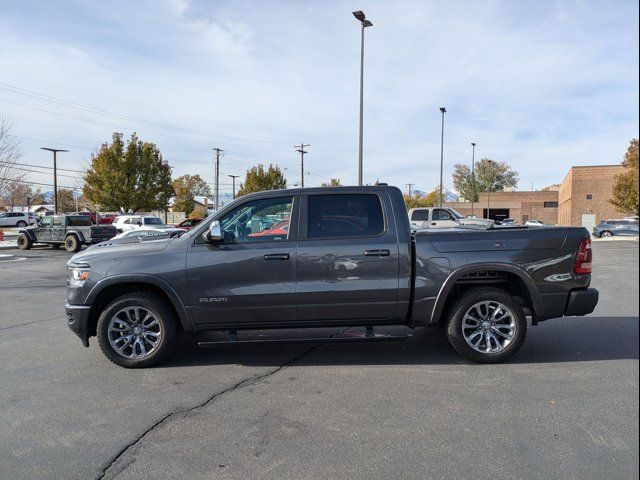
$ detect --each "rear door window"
[411,210,429,221]
[307,194,384,239]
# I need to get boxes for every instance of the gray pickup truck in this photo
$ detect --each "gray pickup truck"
[18,214,116,252]
[65,186,598,368]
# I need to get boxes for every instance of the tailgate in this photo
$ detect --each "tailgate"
[90,225,116,241]
[426,227,567,253]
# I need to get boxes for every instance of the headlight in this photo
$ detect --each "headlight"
[68,265,91,287]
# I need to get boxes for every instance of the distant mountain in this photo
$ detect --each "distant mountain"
[411,187,459,202]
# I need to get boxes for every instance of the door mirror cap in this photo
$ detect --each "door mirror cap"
[205,220,223,243]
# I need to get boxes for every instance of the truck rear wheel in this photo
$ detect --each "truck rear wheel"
[445,287,527,363]
[17,234,33,250]
[96,292,178,368]
[64,235,81,253]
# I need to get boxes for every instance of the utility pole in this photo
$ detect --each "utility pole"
[212,147,224,210]
[228,174,239,199]
[74,188,79,212]
[40,148,68,215]
[470,142,476,216]
[294,143,309,188]
[405,183,414,196]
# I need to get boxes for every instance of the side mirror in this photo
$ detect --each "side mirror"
[205,220,223,243]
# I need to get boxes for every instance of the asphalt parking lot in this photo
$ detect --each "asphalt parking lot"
[1,242,638,480]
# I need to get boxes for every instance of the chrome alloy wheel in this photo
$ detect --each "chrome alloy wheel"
[107,306,162,359]
[461,301,516,354]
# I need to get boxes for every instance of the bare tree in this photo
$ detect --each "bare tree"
[0,115,24,197]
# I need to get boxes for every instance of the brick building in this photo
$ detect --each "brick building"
[442,164,628,228]
[557,165,625,229]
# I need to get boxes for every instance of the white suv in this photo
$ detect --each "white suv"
[112,215,167,233]
[0,212,38,228]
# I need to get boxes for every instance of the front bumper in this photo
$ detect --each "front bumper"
[65,303,92,347]
[564,288,599,316]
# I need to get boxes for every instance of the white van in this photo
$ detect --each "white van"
[111,215,167,233]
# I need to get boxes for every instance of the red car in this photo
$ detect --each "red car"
[176,218,203,231]
[249,220,290,238]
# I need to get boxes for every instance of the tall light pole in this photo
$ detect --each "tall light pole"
[470,142,476,216]
[353,10,373,186]
[439,107,446,206]
[227,174,239,199]
[40,147,68,214]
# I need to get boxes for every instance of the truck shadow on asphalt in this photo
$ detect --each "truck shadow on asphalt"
[164,316,639,368]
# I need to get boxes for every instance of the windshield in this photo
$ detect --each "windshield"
[144,217,164,225]
[450,209,464,219]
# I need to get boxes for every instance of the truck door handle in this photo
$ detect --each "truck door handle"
[264,253,290,261]
[364,249,390,257]
[431,222,437,226]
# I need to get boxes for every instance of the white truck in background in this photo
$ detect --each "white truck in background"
[409,207,494,229]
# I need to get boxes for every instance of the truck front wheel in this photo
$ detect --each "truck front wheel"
[445,287,527,363]
[96,292,178,368]
[17,234,33,250]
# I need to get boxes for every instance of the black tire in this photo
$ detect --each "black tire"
[600,231,613,238]
[96,292,178,368]
[16,221,27,228]
[445,287,527,364]
[64,235,81,253]
[17,234,33,250]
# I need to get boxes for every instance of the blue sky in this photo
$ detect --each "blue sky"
[1,0,638,196]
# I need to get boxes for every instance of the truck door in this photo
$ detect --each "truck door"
[296,192,400,322]
[185,195,298,328]
[51,216,65,242]
[410,209,430,228]
[36,216,53,241]
[430,208,458,228]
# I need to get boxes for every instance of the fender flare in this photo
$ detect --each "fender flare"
[65,230,86,243]
[86,274,192,331]
[19,228,37,242]
[429,262,543,324]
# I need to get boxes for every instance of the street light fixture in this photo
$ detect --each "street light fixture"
[227,174,239,199]
[470,142,477,216]
[438,107,446,206]
[40,147,68,214]
[353,10,373,186]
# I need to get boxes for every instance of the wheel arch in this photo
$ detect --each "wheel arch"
[429,263,543,326]
[19,228,37,241]
[65,230,86,243]
[85,276,192,338]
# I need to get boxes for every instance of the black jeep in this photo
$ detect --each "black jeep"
[18,215,116,252]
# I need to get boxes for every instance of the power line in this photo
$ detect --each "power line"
[0,177,80,190]
[0,82,295,145]
[0,160,85,174]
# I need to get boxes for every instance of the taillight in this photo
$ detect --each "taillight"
[574,238,592,274]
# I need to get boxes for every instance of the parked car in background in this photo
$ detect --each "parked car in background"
[111,215,167,233]
[409,207,494,229]
[0,212,38,227]
[500,218,517,226]
[176,218,203,231]
[99,213,117,224]
[525,220,545,226]
[592,218,639,238]
[17,214,116,252]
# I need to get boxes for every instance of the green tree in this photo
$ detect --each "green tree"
[452,158,519,200]
[172,174,210,214]
[321,178,342,187]
[83,132,174,212]
[237,164,287,197]
[610,139,639,215]
[57,188,76,213]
